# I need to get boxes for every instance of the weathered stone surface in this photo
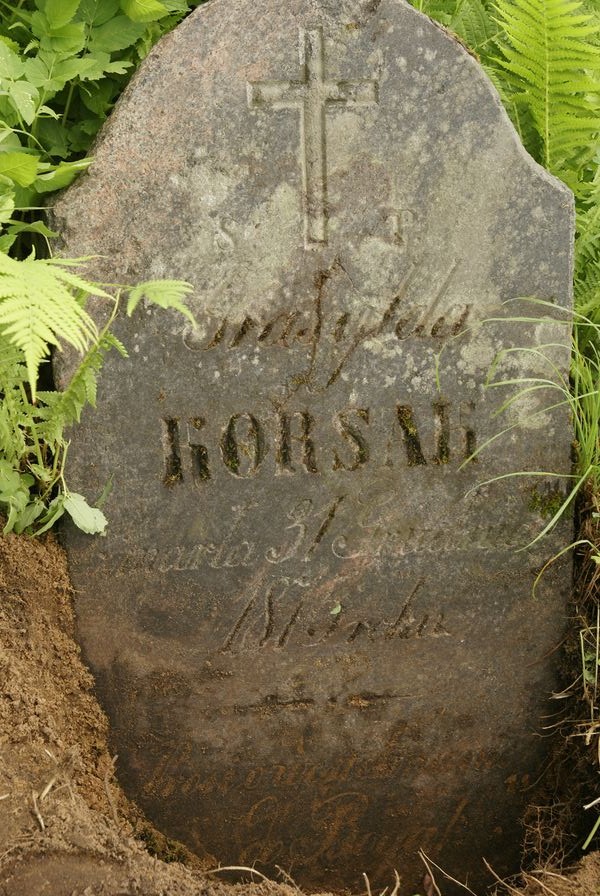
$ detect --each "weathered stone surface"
[54,0,574,890]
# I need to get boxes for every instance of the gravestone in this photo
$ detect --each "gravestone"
[54,0,574,890]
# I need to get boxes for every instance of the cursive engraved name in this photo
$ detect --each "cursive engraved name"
[220,572,450,654]
[183,299,471,353]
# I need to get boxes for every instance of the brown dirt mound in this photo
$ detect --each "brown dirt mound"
[0,531,312,895]
[0,530,598,896]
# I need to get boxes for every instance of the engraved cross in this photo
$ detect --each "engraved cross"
[247,28,379,248]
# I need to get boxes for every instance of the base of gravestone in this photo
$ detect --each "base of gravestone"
[0,528,594,896]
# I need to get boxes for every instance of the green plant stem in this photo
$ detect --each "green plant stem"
[61,83,76,128]
[18,381,43,468]
[583,813,600,850]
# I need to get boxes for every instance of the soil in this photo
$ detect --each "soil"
[0,530,599,896]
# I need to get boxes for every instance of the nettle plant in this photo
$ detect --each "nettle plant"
[0,0,203,535]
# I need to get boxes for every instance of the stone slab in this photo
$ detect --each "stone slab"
[54,0,574,891]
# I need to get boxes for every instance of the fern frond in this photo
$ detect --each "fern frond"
[0,346,30,467]
[484,66,544,153]
[453,0,501,54]
[575,263,600,319]
[37,332,128,445]
[493,0,600,179]
[411,0,454,24]
[576,174,600,277]
[0,392,27,466]
[0,331,25,370]
[125,279,195,323]
[42,258,113,301]
[0,254,108,400]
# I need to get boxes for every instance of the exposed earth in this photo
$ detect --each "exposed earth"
[1,530,599,896]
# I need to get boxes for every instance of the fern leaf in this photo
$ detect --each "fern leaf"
[0,384,28,482]
[37,332,128,443]
[0,254,107,400]
[409,0,455,24]
[575,262,600,320]
[576,209,600,276]
[452,0,501,54]
[0,331,25,368]
[125,279,195,323]
[484,65,544,152]
[0,378,27,466]
[0,405,15,464]
[493,0,600,180]
[575,176,600,278]
[42,258,114,300]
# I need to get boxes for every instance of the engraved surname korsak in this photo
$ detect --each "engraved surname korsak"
[161,401,478,484]
[247,27,379,248]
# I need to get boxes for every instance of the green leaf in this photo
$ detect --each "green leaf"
[0,234,16,253]
[0,36,23,56]
[452,0,501,53]
[0,461,33,535]
[55,54,105,83]
[25,50,109,94]
[89,15,146,52]
[8,80,39,126]
[103,59,132,75]
[0,152,38,187]
[0,129,24,151]
[162,0,190,11]
[0,460,22,501]
[40,22,87,55]
[33,158,91,193]
[64,491,107,534]
[45,0,82,28]
[6,220,57,238]
[120,0,169,22]
[13,498,46,534]
[4,500,24,534]
[74,48,120,81]
[0,254,105,400]
[42,330,120,430]
[24,53,68,94]
[11,182,37,212]
[80,79,116,115]
[67,118,103,152]
[126,279,195,322]
[77,0,120,26]
[132,20,162,59]
[37,105,60,120]
[0,42,24,80]
[407,0,453,23]
[493,0,600,177]
[34,494,66,535]
[36,118,70,159]
[27,463,54,485]
[0,188,15,224]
